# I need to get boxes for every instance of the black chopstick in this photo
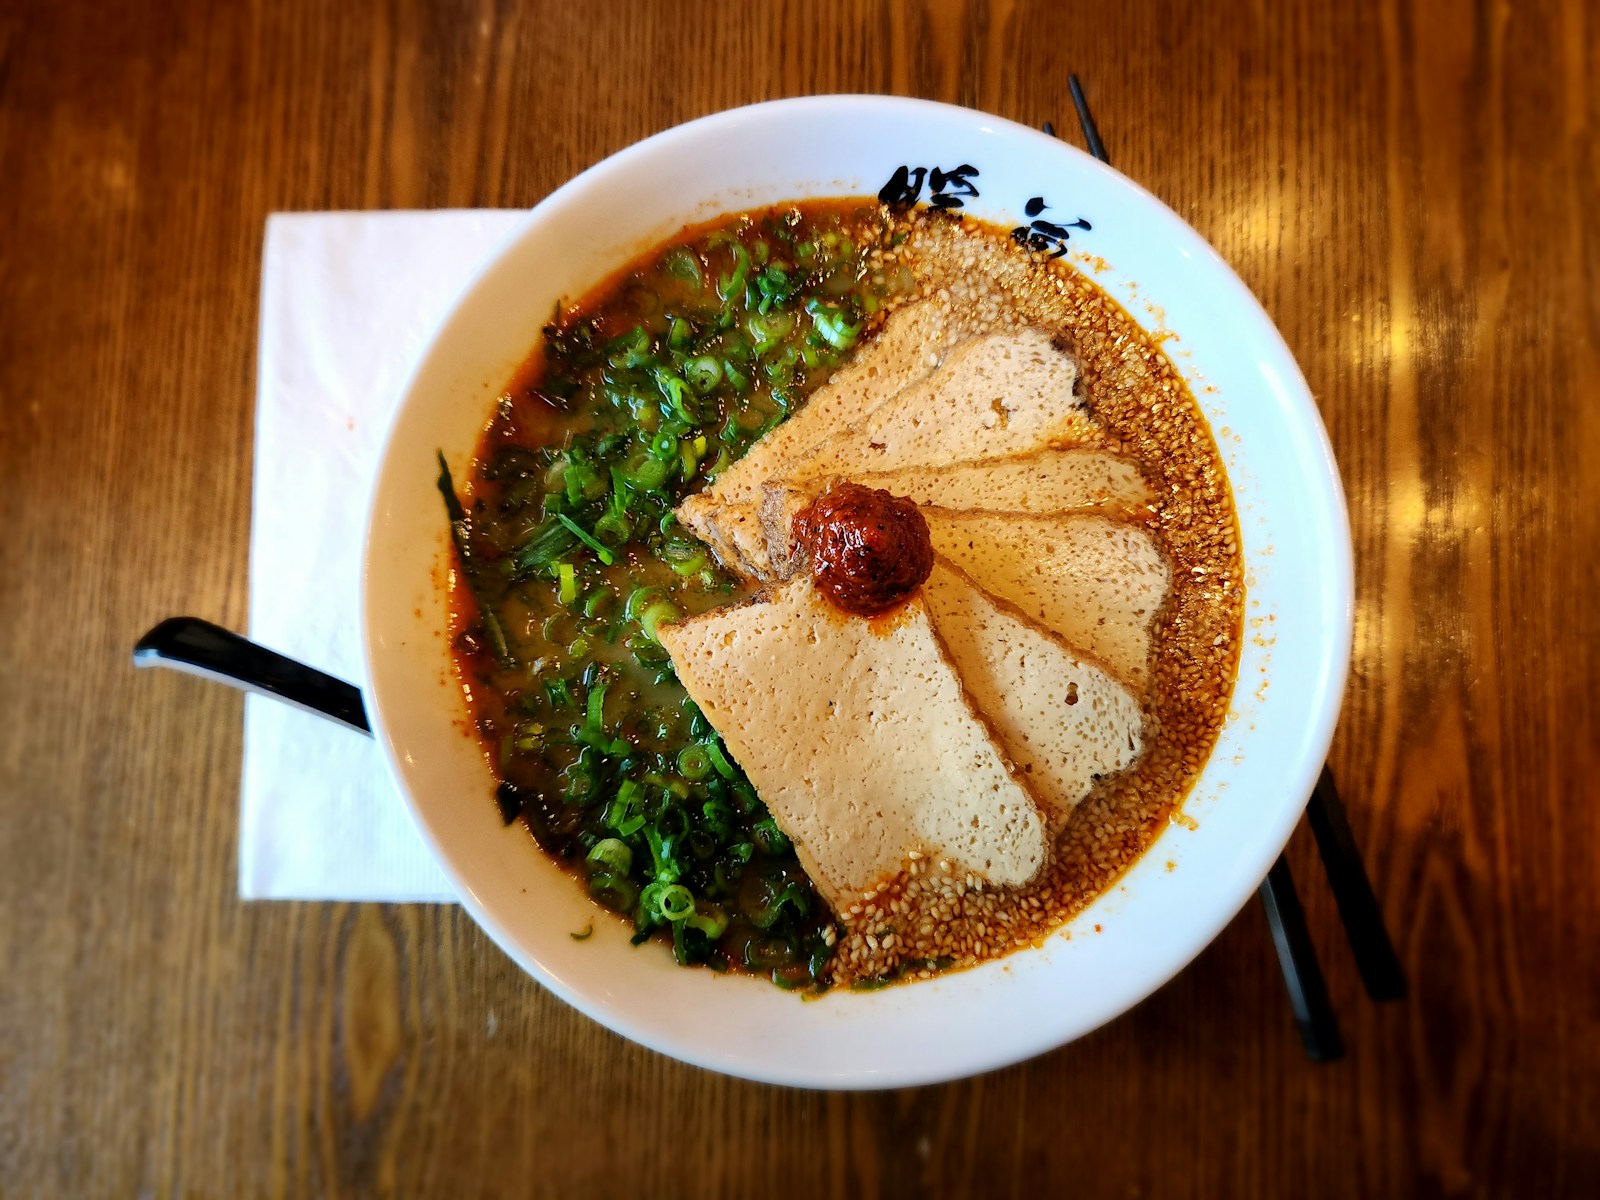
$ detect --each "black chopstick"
[1307,767,1406,1000]
[1067,74,1109,165]
[1059,76,1353,1061]
[1260,855,1344,1061]
[1057,77,1405,1009]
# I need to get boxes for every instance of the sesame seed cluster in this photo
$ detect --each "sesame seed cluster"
[826,211,1245,987]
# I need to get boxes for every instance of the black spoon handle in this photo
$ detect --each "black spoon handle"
[1306,766,1407,1001]
[1259,853,1344,1062]
[133,616,372,737]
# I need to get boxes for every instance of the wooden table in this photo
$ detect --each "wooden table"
[3,1,1595,1195]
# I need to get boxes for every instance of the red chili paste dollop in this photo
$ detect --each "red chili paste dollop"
[791,483,934,616]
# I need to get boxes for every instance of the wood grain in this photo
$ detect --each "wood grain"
[2,0,1597,1195]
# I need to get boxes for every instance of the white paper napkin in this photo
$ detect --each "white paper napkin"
[241,210,525,901]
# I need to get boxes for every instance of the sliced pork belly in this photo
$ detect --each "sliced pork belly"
[923,512,1171,689]
[852,449,1153,519]
[921,561,1145,833]
[780,327,1094,487]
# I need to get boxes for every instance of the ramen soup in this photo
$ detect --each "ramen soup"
[441,200,1244,991]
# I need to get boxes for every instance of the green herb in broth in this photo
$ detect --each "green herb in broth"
[444,202,910,990]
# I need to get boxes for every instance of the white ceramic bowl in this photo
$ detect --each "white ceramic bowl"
[362,96,1352,1088]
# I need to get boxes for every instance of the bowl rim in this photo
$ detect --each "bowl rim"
[360,93,1354,1087]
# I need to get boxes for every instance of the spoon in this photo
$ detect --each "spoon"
[133,616,371,736]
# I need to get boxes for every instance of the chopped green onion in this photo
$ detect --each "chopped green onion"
[606,781,645,836]
[685,903,729,940]
[563,458,605,503]
[704,446,734,481]
[625,585,670,621]
[606,325,653,368]
[478,609,515,670]
[640,832,678,889]
[670,551,708,577]
[555,513,616,565]
[752,815,791,855]
[677,744,713,780]
[559,758,596,807]
[662,246,702,288]
[630,636,671,669]
[684,701,706,735]
[558,562,577,605]
[640,867,680,915]
[807,300,862,350]
[747,310,795,354]
[586,837,633,875]
[750,878,809,929]
[588,870,638,913]
[654,884,695,922]
[744,937,794,970]
[752,264,796,313]
[592,511,631,546]
[435,451,466,523]
[731,780,760,814]
[661,537,699,563]
[716,242,750,302]
[761,344,799,386]
[722,362,750,396]
[700,797,734,837]
[574,723,618,752]
[653,368,696,423]
[438,453,518,669]
[683,356,722,394]
[704,737,737,779]
[639,601,681,642]
[625,457,671,491]
[586,681,607,730]
[514,518,581,572]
